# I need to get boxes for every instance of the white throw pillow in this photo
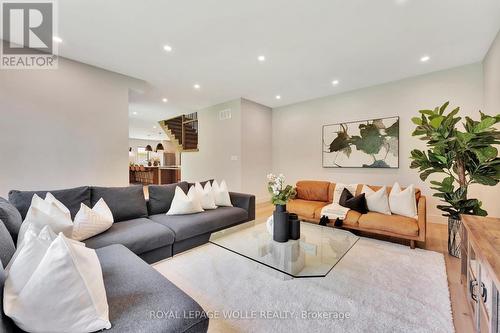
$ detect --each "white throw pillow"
[4,232,111,333]
[17,194,73,247]
[389,182,418,218]
[332,183,358,204]
[6,225,57,273]
[72,199,114,241]
[194,182,217,210]
[362,185,392,215]
[45,193,71,220]
[212,180,232,207]
[167,186,204,215]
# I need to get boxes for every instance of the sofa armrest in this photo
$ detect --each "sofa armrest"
[417,195,426,242]
[229,192,255,221]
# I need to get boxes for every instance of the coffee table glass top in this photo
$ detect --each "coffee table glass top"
[209,219,359,278]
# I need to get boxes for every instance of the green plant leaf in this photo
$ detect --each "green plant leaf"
[472,146,498,162]
[419,109,435,116]
[430,116,444,128]
[439,101,450,114]
[474,117,496,133]
[411,117,422,125]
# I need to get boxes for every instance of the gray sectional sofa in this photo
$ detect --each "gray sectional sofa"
[0,181,256,332]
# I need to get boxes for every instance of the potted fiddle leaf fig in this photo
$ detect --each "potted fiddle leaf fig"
[410,101,500,257]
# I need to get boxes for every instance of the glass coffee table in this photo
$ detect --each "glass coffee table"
[209,218,359,278]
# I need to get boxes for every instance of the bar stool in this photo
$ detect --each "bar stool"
[139,166,146,184]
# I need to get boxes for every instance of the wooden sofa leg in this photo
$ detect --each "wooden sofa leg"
[410,240,416,249]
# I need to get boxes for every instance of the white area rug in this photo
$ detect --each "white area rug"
[154,238,454,333]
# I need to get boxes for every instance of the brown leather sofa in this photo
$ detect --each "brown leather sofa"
[287,180,426,248]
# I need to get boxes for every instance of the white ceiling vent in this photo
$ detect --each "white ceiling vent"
[219,109,232,120]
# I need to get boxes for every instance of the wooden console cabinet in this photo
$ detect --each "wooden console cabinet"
[461,215,500,333]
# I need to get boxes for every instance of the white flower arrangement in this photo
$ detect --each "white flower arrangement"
[267,173,296,206]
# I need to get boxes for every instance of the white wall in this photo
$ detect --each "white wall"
[181,99,242,191]
[181,98,272,201]
[241,99,273,201]
[484,29,500,115]
[0,57,138,197]
[272,64,498,221]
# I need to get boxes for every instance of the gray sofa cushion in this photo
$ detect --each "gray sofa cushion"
[0,198,23,241]
[91,186,147,222]
[8,186,91,220]
[84,218,175,254]
[149,207,248,241]
[0,263,18,333]
[0,220,15,268]
[96,244,208,333]
[147,182,189,215]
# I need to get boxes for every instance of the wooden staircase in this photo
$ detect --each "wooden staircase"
[159,113,198,152]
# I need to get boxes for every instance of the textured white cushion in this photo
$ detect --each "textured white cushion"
[212,180,232,207]
[72,199,114,241]
[45,193,71,220]
[332,183,358,204]
[194,182,217,210]
[4,232,111,333]
[17,194,73,247]
[389,182,418,218]
[6,225,56,273]
[166,186,204,215]
[362,185,391,215]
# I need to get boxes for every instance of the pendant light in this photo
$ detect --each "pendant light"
[145,145,153,152]
[155,143,164,152]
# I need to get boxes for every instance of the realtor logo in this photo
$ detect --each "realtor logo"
[1,0,58,69]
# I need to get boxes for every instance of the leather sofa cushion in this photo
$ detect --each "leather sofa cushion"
[295,181,330,202]
[91,186,148,222]
[358,212,419,236]
[149,207,248,241]
[288,199,328,219]
[96,244,208,333]
[84,218,175,254]
[0,198,23,241]
[147,182,189,215]
[9,186,91,220]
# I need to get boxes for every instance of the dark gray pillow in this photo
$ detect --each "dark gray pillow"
[0,197,22,241]
[0,220,15,269]
[148,182,189,215]
[0,259,17,332]
[187,179,214,189]
[91,186,147,222]
[8,186,91,220]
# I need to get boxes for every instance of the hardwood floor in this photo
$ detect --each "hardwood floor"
[255,202,473,333]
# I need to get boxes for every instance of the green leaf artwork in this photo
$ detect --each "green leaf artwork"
[323,117,399,168]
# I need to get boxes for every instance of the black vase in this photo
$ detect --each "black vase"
[273,204,289,242]
[289,213,300,240]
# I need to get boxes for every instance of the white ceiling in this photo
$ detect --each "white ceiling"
[57,0,500,136]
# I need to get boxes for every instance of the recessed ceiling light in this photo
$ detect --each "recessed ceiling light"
[193,84,201,90]
[275,95,281,100]
[332,80,339,86]
[163,45,173,52]
[153,126,157,129]
[257,55,266,62]
[132,111,137,115]
[420,55,430,62]
[162,98,168,103]
[53,36,63,43]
